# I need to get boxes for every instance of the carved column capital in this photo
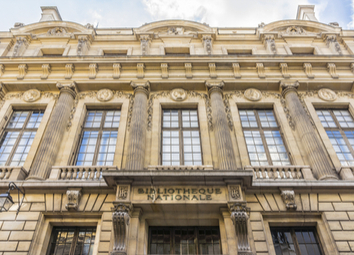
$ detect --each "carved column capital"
[111,202,132,255]
[280,80,299,97]
[56,81,78,98]
[130,81,150,97]
[205,80,224,96]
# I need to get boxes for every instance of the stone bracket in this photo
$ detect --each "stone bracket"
[232,63,241,79]
[17,64,27,80]
[280,189,297,210]
[185,63,193,78]
[137,63,145,79]
[41,64,51,80]
[65,64,75,79]
[279,63,290,78]
[256,63,265,78]
[89,63,98,79]
[161,63,168,79]
[111,202,132,255]
[113,63,121,79]
[66,188,82,211]
[327,63,339,79]
[303,63,314,79]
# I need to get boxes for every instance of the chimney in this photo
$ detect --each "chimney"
[296,5,318,21]
[39,6,62,22]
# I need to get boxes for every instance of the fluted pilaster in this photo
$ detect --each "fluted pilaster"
[125,81,149,170]
[281,81,338,180]
[28,82,77,180]
[206,81,237,170]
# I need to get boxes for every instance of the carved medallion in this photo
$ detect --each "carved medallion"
[171,88,187,101]
[230,186,241,200]
[318,88,337,101]
[96,89,113,102]
[244,88,262,101]
[22,89,41,102]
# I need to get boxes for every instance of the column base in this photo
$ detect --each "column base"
[318,174,339,181]
[339,167,354,180]
[26,175,46,181]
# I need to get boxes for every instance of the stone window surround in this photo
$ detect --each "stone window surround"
[149,96,213,167]
[263,213,338,255]
[229,97,304,168]
[60,98,130,169]
[305,97,354,169]
[0,98,55,171]
[34,45,71,57]
[30,213,102,255]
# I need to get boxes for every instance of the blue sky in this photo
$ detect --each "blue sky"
[0,0,352,30]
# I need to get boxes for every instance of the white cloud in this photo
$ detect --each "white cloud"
[347,0,354,28]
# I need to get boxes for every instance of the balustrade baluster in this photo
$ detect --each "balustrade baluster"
[0,169,5,179]
[60,168,67,179]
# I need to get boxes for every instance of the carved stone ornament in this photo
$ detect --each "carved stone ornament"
[22,89,41,102]
[111,203,131,255]
[117,186,129,200]
[97,89,114,102]
[244,88,262,101]
[281,26,308,35]
[229,185,242,201]
[65,189,81,211]
[318,88,337,101]
[170,88,187,101]
[280,190,297,210]
[47,27,68,36]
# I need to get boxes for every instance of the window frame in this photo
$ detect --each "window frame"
[160,109,203,166]
[0,110,44,166]
[240,109,292,166]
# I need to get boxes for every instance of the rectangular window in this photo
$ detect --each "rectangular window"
[0,111,43,166]
[46,226,96,255]
[162,109,202,166]
[75,110,120,166]
[240,109,291,166]
[316,109,354,165]
[149,227,221,255]
[271,227,323,255]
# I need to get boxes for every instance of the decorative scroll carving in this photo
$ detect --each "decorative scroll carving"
[13,37,30,56]
[327,63,339,79]
[244,88,262,101]
[97,89,114,102]
[188,91,212,130]
[65,189,81,211]
[118,186,129,200]
[41,64,51,79]
[318,88,337,101]
[140,35,151,55]
[263,35,277,54]
[325,35,342,55]
[113,63,121,79]
[202,35,213,55]
[111,203,131,255]
[303,63,314,79]
[279,63,290,78]
[126,94,134,130]
[185,63,193,78]
[17,64,27,80]
[137,63,145,79]
[65,64,75,79]
[171,88,187,101]
[147,91,170,130]
[161,63,168,79]
[223,95,234,130]
[209,63,217,78]
[256,63,265,78]
[280,190,297,210]
[228,203,252,255]
[77,36,90,56]
[47,27,68,36]
[22,89,41,102]
[281,26,308,35]
[232,63,241,79]
[67,96,78,129]
[0,64,4,77]
[89,63,98,79]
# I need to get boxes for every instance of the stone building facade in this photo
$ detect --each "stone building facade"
[0,5,354,255]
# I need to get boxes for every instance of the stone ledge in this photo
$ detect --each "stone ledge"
[0,166,28,181]
[147,165,213,171]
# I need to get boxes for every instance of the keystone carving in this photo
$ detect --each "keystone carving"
[23,89,41,102]
[256,63,265,78]
[185,63,193,78]
[140,35,151,55]
[303,63,314,79]
[111,203,131,255]
[41,64,51,79]
[77,36,90,56]
[161,63,168,79]
[279,63,290,78]
[209,63,217,78]
[202,35,213,55]
[113,63,121,79]
[325,35,342,55]
[263,35,277,54]
[137,63,145,79]
[244,88,262,101]
[327,63,339,79]
[318,88,337,101]
[17,64,27,80]
[13,37,30,56]
[0,64,4,77]
[228,202,253,255]
[97,89,113,102]
[65,64,75,79]
[280,190,297,210]
[89,63,98,79]
[232,63,241,79]
[65,189,81,211]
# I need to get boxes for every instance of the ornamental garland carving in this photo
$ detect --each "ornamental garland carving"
[67,96,78,130]
[147,91,171,130]
[96,89,113,102]
[280,97,296,131]
[318,88,337,101]
[244,88,262,101]
[4,92,58,100]
[223,94,234,130]
[22,89,41,102]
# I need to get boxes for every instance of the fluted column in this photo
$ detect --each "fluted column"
[125,81,149,170]
[281,81,338,180]
[206,81,237,170]
[28,82,77,180]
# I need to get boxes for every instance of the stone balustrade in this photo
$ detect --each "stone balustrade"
[248,165,313,180]
[147,165,214,171]
[49,166,117,181]
[0,166,27,181]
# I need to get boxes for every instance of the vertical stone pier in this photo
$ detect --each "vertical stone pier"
[125,81,149,170]
[206,81,237,170]
[28,82,77,180]
[281,81,338,180]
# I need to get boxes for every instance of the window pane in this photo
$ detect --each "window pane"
[258,110,278,128]
[96,131,117,166]
[104,111,120,128]
[162,130,179,165]
[7,111,29,129]
[76,131,98,166]
[264,131,290,166]
[84,111,103,128]
[316,110,337,128]
[10,132,36,166]
[327,130,354,165]
[239,110,258,128]
[183,131,201,166]
[333,110,354,128]
[244,131,268,166]
[0,132,19,166]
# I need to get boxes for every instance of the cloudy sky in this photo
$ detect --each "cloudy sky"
[0,0,352,30]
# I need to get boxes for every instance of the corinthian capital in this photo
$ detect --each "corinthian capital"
[280,80,299,97]
[56,81,78,98]
[205,80,224,95]
[130,81,150,96]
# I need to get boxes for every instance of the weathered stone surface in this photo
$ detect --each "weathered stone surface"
[325,212,349,221]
